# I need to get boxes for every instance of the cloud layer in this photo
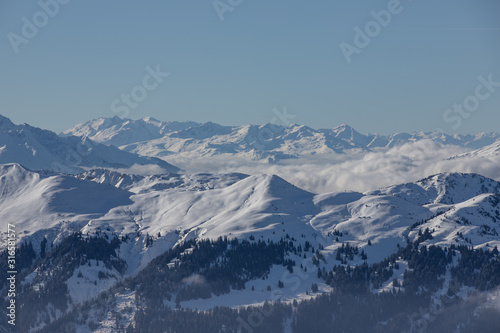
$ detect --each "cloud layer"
[168,140,500,194]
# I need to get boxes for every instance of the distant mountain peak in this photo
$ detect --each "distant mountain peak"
[332,124,356,137]
[142,116,161,123]
[333,123,352,130]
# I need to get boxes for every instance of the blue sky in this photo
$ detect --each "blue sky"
[1,0,499,134]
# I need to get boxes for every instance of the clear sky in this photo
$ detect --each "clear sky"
[1,0,499,134]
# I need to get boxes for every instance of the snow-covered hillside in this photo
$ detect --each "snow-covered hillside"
[0,163,133,250]
[367,173,500,205]
[0,114,179,173]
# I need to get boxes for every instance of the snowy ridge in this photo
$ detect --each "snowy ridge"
[76,169,248,193]
[450,139,500,159]
[367,173,500,205]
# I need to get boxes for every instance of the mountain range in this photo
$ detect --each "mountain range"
[62,116,500,162]
[1,114,500,332]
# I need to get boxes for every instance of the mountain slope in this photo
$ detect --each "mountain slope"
[367,173,500,205]
[413,193,500,248]
[0,163,133,248]
[0,114,179,173]
[450,140,500,159]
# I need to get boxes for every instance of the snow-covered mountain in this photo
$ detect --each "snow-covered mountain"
[60,115,199,148]
[0,114,179,173]
[0,164,321,259]
[0,163,134,252]
[4,164,499,268]
[62,116,500,162]
[2,162,500,331]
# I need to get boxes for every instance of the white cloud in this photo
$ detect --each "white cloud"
[110,163,167,176]
[182,274,207,285]
[168,140,500,194]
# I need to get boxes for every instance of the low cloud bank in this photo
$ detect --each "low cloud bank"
[168,140,500,194]
[110,163,168,176]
